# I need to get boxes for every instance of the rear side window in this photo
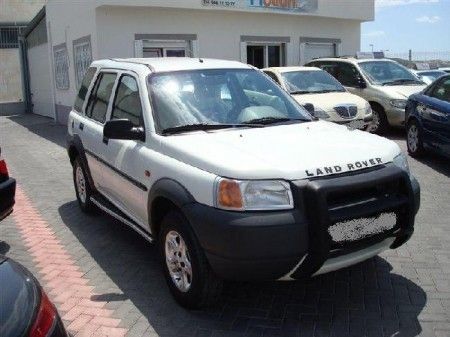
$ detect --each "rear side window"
[73,67,96,113]
[85,72,117,124]
[111,75,143,127]
[335,63,360,87]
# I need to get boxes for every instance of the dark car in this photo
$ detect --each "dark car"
[0,255,68,337]
[406,75,450,157]
[0,147,16,221]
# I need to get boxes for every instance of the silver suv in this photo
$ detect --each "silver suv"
[306,58,426,134]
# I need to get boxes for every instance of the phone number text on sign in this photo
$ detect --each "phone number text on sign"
[202,0,238,7]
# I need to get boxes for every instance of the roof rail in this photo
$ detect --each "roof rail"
[108,58,154,72]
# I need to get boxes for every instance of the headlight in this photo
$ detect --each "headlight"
[389,99,407,109]
[364,102,372,115]
[313,107,330,119]
[215,178,294,211]
[393,153,410,175]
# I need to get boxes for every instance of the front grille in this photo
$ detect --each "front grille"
[334,105,358,119]
[294,165,411,256]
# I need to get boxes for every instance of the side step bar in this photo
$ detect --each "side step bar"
[90,196,154,244]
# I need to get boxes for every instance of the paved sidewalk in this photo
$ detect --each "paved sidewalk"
[1,114,450,337]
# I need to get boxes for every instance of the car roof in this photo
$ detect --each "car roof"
[307,58,397,65]
[263,66,321,73]
[92,58,253,73]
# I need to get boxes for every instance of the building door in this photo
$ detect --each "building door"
[246,44,283,69]
[303,43,336,64]
[28,41,53,118]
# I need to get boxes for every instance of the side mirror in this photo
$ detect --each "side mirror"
[103,119,145,142]
[303,103,315,114]
[357,76,367,89]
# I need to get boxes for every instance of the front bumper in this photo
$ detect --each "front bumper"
[385,106,406,126]
[0,178,16,221]
[183,165,420,281]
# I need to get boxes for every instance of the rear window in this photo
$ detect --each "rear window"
[74,67,97,113]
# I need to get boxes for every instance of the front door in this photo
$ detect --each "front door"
[420,77,450,153]
[101,73,149,227]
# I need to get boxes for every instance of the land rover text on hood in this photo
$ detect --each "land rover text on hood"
[67,58,420,309]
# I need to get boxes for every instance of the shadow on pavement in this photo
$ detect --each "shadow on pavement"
[59,201,427,337]
[5,114,67,149]
[414,152,450,178]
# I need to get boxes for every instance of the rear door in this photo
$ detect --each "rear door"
[82,71,118,189]
[101,72,149,227]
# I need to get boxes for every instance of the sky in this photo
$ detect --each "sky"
[361,0,450,53]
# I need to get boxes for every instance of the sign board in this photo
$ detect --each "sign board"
[201,0,318,12]
[415,62,430,70]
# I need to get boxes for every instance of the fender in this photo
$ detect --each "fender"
[147,178,196,232]
[66,133,96,191]
[148,178,195,211]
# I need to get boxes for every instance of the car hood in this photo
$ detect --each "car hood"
[377,84,426,99]
[291,91,367,112]
[159,121,401,180]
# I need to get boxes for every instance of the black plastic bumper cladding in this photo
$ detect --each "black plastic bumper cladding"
[290,164,416,279]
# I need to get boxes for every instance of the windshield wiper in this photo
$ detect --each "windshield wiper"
[243,117,308,125]
[161,123,262,135]
[382,79,422,86]
[290,90,312,95]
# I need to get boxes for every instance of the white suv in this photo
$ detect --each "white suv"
[67,58,420,308]
[306,58,426,134]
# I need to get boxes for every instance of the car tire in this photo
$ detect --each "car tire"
[73,157,96,213]
[367,104,389,134]
[407,120,424,157]
[159,209,223,309]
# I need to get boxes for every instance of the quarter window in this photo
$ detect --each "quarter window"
[85,73,117,123]
[111,75,143,127]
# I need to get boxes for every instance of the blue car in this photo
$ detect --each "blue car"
[406,75,450,157]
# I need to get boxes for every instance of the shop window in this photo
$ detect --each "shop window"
[73,36,93,89]
[53,45,70,90]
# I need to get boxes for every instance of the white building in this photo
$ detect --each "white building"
[23,0,374,124]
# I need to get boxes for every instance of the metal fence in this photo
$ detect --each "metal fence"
[385,51,450,62]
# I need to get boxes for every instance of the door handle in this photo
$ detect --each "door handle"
[79,122,84,131]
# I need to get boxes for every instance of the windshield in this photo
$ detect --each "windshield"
[148,69,311,133]
[359,61,423,86]
[281,70,346,94]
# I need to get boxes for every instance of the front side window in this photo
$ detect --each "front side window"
[335,63,360,87]
[85,73,117,123]
[430,77,450,103]
[148,69,311,132]
[281,70,345,94]
[111,75,143,127]
[359,61,422,86]
[74,67,97,113]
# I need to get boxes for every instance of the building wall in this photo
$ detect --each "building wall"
[94,0,374,21]
[0,0,46,22]
[43,0,367,120]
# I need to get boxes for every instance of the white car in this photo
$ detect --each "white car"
[413,70,447,85]
[263,67,373,130]
[306,58,426,134]
[67,58,420,309]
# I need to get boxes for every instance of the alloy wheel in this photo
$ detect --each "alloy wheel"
[165,230,192,293]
